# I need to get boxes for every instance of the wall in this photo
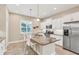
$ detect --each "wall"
[0,5,9,47]
[0,5,6,32]
[8,13,40,42]
[9,13,30,42]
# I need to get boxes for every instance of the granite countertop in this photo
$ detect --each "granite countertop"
[0,37,6,43]
[31,36,59,46]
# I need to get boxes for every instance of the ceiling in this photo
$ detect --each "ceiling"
[7,4,79,19]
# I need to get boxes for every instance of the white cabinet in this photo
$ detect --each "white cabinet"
[72,12,79,21]
[41,43,55,55]
[63,12,79,21]
[0,43,4,55]
[0,40,5,55]
[31,41,56,55]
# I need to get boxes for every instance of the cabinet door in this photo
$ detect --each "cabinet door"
[72,12,79,21]
[0,40,5,55]
[0,43,4,55]
[1,40,6,52]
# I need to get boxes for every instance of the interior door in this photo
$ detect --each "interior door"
[70,27,79,53]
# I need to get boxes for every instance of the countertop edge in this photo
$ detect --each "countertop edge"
[31,38,59,46]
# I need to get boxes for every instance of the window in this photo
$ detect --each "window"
[20,20,32,34]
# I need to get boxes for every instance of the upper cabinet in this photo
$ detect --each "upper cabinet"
[41,11,79,30]
[63,12,79,22]
[71,12,79,21]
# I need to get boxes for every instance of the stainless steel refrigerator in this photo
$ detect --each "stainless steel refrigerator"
[63,23,79,54]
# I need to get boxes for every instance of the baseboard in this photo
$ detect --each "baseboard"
[8,40,26,44]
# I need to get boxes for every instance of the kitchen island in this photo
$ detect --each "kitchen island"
[30,35,58,55]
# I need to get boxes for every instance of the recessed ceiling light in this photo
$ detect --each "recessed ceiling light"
[54,8,57,10]
[37,18,40,21]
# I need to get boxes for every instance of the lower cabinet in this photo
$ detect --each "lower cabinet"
[0,40,6,55]
[30,41,55,55]
[50,34,63,46]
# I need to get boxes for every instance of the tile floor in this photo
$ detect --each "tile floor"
[4,42,77,55]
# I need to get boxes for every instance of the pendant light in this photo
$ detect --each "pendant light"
[37,4,40,21]
[29,8,32,24]
[29,8,32,19]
